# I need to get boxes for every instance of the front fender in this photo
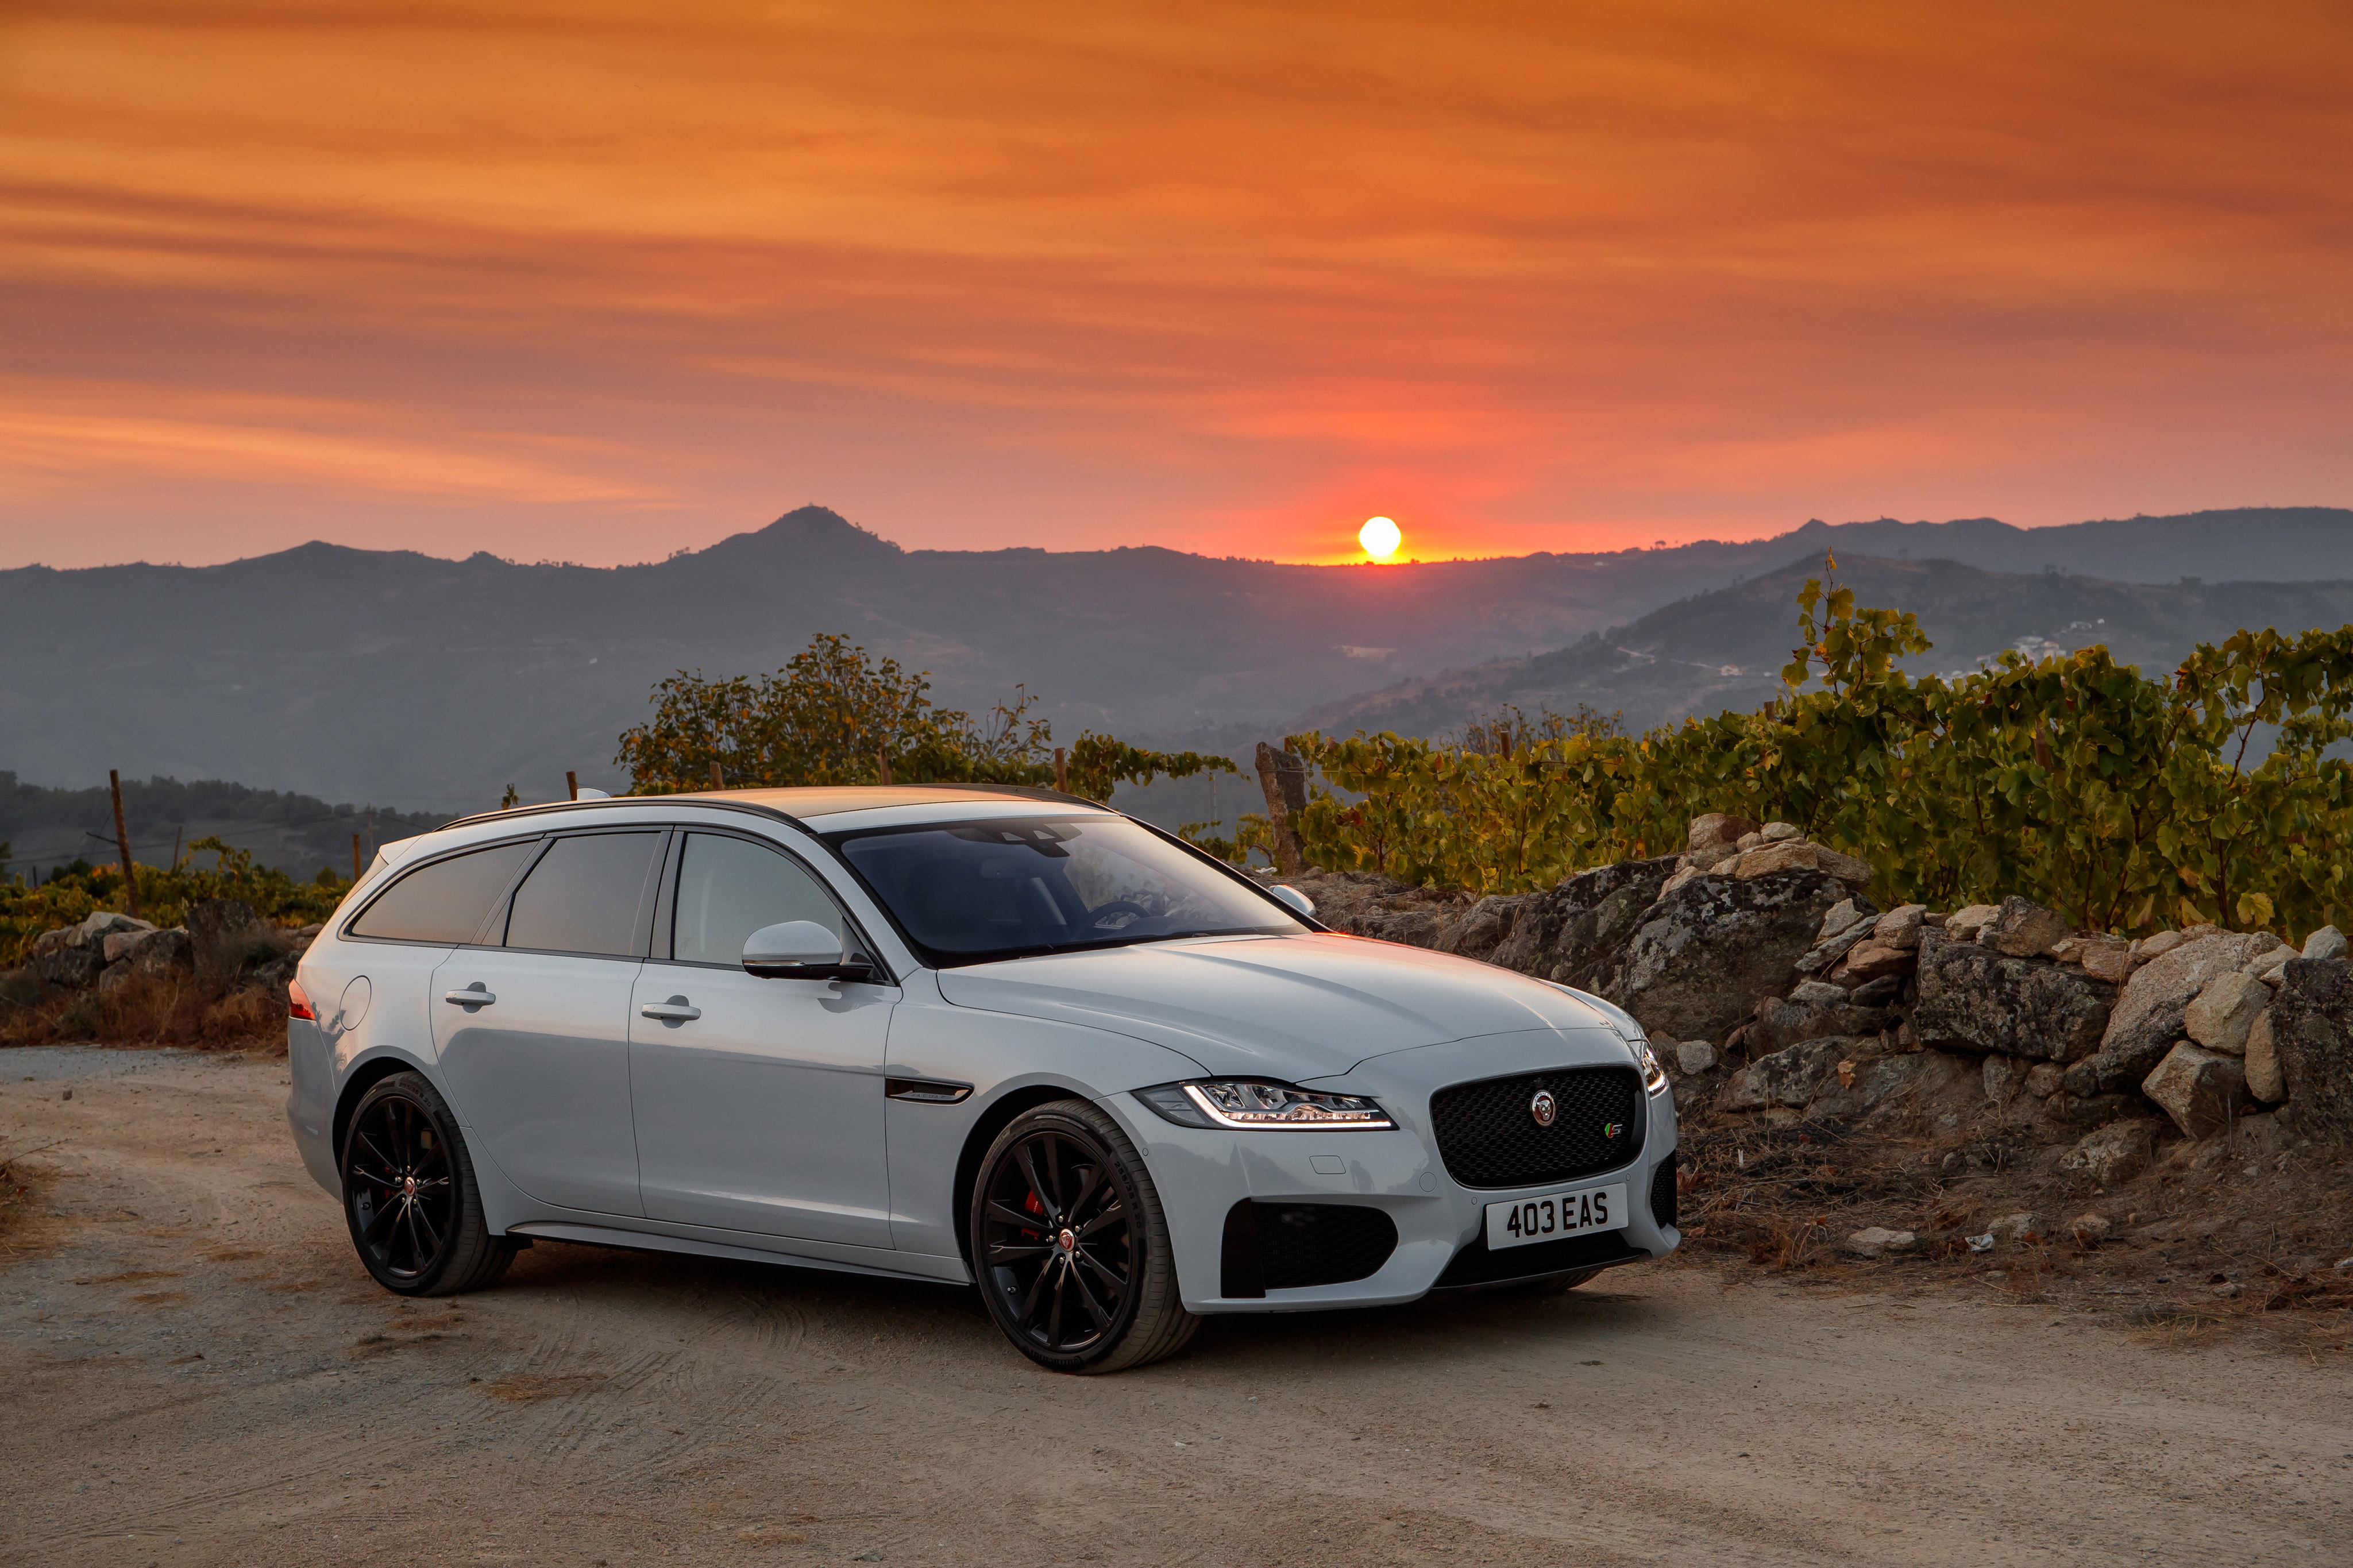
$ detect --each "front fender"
[881,979,1212,1260]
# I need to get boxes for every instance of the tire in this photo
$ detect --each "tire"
[341,1070,517,1297]
[969,1099,1198,1374]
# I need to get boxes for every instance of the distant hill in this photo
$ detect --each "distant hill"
[2,503,2349,805]
[1301,554,2353,740]
[0,773,450,884]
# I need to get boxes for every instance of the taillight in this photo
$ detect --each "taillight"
[288,978,316,1021]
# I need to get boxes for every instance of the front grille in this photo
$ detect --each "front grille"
[1650,1155,1679,1230]
[1218,1200,1398,1297]
[1428,1065,1644,1189]
[1434,1229,1645,1289]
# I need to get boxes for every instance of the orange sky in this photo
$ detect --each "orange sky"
[3,1,2350,568]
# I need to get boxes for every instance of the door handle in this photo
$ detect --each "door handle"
[640,997,703,1022]
[442,985,496,1007]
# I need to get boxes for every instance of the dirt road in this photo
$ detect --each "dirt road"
[2,1048,2348,1566]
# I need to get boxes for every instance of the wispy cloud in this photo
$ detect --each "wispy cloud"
[1,0,2348,567]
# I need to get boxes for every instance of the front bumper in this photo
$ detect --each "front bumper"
[1105,1028,1680,1314]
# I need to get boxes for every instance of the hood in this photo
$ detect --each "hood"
[933,932,1621,1080]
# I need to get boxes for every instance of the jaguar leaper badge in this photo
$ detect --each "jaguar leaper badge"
[1529,1090,1556,1127]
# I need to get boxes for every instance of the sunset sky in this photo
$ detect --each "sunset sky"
[3,1,2349,569]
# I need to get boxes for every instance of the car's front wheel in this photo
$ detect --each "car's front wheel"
[341,1070,518,1296]
[970,1100,1197,1373]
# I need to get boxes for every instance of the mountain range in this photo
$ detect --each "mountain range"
[4,504,2351,812]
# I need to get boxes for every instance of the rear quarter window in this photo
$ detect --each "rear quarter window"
[348,840,538,944]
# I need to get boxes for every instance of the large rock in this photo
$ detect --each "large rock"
[1911,928,2117,1061]
[2244,1010,2285,1104]
[188,898,277,980]
[2266,957,2353,1148]
[32,940,104,990]
[1843,1227,1916,1259]
[2057,1119,2159,1185]
[2305,926,2348,962]
[1284,858,1682,994]
[2063,931,2283,1095]
[1804,1049,1973,1121]
[2184,971,2268,1055]
[1793,912,1881,978]
[1749,984,1889,1053]
[1687,813,1759,852]
[1874,905,1927,951]
[2077,937,2134,984]
[1283,871,1473,952]
[75,910,153,943]
[1816,898,1872,943]
[1723,1037,1854,1110]
[2141,1042,2247,1140]
[1730,840,1873,888]
[1486,856,1680,988]
[1946,904,2001,941]
[1982,897,2070,958]
[129,927,195,979]
[1602,868,1851,1042]
[1839,937,1915,981]
[1433,894,1523,963]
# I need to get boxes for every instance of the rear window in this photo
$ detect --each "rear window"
[504,832,664,957]
[348,840,537,945]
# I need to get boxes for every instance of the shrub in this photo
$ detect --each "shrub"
[1291,559,2353,939]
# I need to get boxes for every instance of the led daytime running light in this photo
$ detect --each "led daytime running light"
[1181,1081,1394,1130]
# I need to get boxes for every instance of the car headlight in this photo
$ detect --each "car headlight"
[1636,1041,1668,1094]
[1134,1080,1395,1131]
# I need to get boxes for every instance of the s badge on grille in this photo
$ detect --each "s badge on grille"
[1601,1121,1625,1138]
[1529,1090,1557,1127]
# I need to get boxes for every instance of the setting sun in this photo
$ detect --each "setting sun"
[1359,516,1402,559]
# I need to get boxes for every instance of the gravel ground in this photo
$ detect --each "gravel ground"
[3,1046,2350,1566]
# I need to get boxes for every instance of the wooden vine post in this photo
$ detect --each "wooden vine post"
[1253,741,1309,876]
[109,769,140,920]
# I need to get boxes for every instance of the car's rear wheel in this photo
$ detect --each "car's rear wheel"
[970,1100,1197,1374]
[341,1071,517,1296]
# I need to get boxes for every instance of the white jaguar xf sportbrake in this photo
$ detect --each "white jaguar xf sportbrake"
[286,785,1680,1372]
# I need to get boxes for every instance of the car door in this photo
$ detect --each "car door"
[628,828,896,1249]
[432,828,665,1217]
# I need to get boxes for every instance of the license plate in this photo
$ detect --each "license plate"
[1484,1183,1627,1251]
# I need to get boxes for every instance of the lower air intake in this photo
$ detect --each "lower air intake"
[1650,1155,1679,1230]
[1219,1200,1398,1297]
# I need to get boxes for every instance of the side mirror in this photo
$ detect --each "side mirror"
[1268,885,1316,919]
[743,921,870,981]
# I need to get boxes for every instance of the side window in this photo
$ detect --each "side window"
[348,840,537,944]
[503,832,664,957]
[672,833,844,965]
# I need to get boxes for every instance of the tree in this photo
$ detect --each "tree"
[615,633,1239,804]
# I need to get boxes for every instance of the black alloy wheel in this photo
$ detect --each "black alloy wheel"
[970,1100,1196,1373]
[341,1071,517,1296]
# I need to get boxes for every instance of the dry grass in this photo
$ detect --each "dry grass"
[0,970,287,1053]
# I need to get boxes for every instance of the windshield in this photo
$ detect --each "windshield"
[828,816,1306,966]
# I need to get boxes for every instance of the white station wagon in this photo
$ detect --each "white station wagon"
[286,785,1681,1372]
